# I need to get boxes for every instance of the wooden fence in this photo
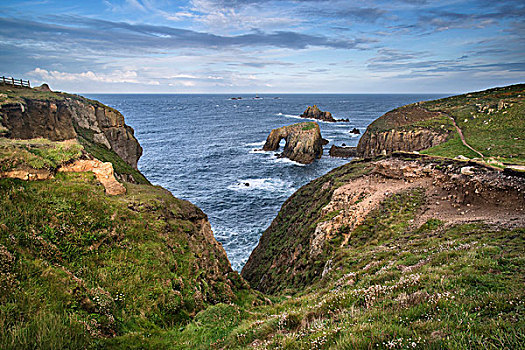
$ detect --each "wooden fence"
[1,76,30,88]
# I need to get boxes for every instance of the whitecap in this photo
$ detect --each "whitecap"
[277,113,334,123]
[227,178,294,192]
[245,140,266,147]
[270,157,306,166]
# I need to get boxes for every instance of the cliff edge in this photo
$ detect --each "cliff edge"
[0,84,143,181]
[0,84,252,347]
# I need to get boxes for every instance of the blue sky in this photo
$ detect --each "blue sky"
[0,0,523,93]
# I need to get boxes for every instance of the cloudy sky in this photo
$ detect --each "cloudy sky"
[1,0,523,93]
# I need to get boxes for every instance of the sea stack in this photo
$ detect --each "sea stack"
[299,105,349,122]
[263,122,323,164]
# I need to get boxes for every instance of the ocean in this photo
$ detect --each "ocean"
[86,93,447,270]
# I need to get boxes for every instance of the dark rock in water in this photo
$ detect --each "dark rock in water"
[342,143,346,146]
[329,145,358,158]
[350,128,360,134]
[300,105,336,122]
[322,138,329,145]
[299,105,349,123]
[230,97,242,100]
[263,122,323,164]
[244,182,250,187]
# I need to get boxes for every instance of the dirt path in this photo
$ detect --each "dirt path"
[312,158,524,253]
[445,114,485,158]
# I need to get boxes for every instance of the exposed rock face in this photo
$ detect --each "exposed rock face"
[358,128,448,158]
[0,165,53,181]
[0,100,77,141]
[357,105,449,158]
[300,105,349,122]
[241,155,525,294]
[263,122,323,164]
[0,96,142,169]
[329,145,357,158]
[58,159,126,195]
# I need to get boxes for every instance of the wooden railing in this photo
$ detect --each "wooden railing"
[1,76,30,88]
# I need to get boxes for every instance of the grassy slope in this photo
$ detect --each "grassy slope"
[1,84,524,349]
[153,183,524,349]
[420,84,525,164]
[0,172,252,349]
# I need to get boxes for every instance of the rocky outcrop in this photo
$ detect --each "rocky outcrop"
[357,128,448,158]
[263,122,323,164]
[242,155,525,294]
[329,145,357,158]
[0,92,142,169]
[0,165,53,181]
[300,105,349,122]
[58,159,126,195]
[356,105,449,158]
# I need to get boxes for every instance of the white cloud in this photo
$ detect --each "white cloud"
[27,68,159,85]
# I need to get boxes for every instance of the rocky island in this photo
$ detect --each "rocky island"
[1,83,524,349]
[262,122,324,164]
[299,105,349,122]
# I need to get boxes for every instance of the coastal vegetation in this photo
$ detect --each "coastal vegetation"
[0,84,523,349]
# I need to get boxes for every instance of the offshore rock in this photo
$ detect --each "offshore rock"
[329,145,358,158]
[300,105,349,122]
[263,122,323,164]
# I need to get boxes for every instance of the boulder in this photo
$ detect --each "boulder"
[263,122,323,164]
[58,159,126,195]
[329,145,358,158]
[350,128,360,134]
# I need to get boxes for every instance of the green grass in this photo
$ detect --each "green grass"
[302,123,317,131]
[0,173,250,349]
[421,84,525,164]
[0,138,83,171]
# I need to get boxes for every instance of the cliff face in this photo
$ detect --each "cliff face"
[263,122,323,164]
[0,86,251,345]
[0,88,142,169]
[356,105,450,158]
[357,128,449,158]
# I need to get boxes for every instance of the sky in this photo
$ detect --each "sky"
[0,0,524,93]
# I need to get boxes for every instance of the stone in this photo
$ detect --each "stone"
[329,145,358,158]
[460,166,475,176]
[263,122,323,164]
[58,159,126,195]
[350,128,360,134]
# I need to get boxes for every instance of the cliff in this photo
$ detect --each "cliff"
[0,85,252,348]
[356,84,525,162]
[263,122,323,164]
[2,84,524,349]
[0,85,143,182]
[356,105,451,157]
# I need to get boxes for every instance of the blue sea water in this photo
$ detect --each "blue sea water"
[87,93,446,270]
